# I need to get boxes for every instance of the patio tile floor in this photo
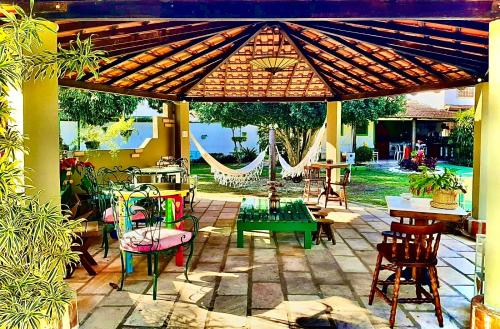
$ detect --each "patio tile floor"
[70,199,475,329]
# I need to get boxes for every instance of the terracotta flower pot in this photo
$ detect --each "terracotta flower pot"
[430,189,458,210]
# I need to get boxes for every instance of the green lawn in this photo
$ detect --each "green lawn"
[191,163,412,207]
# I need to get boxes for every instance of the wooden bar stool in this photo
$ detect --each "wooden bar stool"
[303,166,324,202]
[369,222,445,328]
[312,208,336,245]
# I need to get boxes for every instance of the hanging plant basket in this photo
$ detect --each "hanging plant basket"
[85,141,100,150]
[430,189,458,210]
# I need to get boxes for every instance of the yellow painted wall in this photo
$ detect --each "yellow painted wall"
[339,122,375,152]
[76,116,175,170]
[173,102,191,171]
[21,21,61,205]
[484,19,500,310]
[326,102,341,181]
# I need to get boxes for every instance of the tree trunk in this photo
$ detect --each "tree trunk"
[352,125,357,152]
[276,129,298,166]
[230,128,237,152]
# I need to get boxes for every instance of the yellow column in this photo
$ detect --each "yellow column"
[173,101,190,172]
[472,83,489,220]
[484,19,500,310]
[20,22,60,205]
[326,101,342,181]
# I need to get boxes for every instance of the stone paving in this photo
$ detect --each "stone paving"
[68,198,476,329]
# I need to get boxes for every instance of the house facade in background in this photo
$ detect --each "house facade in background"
[338,87,475,158]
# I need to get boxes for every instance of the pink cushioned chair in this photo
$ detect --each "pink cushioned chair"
[110,183,199,300]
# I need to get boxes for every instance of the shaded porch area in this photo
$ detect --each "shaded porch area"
[71,198,474,329]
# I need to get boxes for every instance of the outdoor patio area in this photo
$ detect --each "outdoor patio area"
[71,198,475,329]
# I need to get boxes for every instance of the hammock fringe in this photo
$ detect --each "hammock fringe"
[190,133,268,187]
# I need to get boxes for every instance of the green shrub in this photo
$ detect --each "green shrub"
[355,146,373,163]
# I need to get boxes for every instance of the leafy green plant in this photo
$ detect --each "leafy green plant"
[0,1,105,327]
[449,108,474,167]
[355,146,373,163]
[409,167,467,196]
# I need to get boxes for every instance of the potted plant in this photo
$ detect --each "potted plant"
[409,167,467,209]
[80,126,104,150]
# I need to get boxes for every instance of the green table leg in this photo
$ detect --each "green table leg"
[304,230,312,249]
[237,228,244,248]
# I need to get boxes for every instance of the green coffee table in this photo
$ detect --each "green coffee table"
[237,197,316,249]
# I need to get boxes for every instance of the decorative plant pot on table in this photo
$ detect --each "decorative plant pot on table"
[430,188,458,210]
[409,167,466,210]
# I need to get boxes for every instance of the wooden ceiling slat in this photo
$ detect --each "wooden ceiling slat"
[60,78,178,100]
[305,21,487,65]
[306,22,484,76]
[304,50,381,91]
[280,24,337,97]
[296,22,423,85]
[183,23,265,96]
[129,26,259,90]
[58,21,194,44]
[286,27,398,88]
[314,65,364,92]
[320,21,488,56]
[91,22,244,57]
[423,20,490,32]
[353,20,488,45]
[104,28,243,85]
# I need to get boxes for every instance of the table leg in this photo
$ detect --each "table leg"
[324,168,332,208]
[119,197,134,273]
[175,195,185,266]
[237,228,244,248]
[304,230,312,249]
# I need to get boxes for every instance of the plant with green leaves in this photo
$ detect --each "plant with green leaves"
[449,108,474,167]
[0,1,105,327]
[409,167,467,196]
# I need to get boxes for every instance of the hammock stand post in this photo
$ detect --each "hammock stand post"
[269,125,277,181]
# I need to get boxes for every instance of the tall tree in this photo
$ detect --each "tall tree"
[192,102,326,165]
[59,88,141,147]
[342,96,406,151]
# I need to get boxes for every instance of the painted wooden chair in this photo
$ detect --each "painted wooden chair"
[324,168,351,209]
[303,165,324,202]
[110,183,199,300]
[369,222,445,328]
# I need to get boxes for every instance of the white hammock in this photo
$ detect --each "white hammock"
[277,124,326,178]
[190,133,267,187]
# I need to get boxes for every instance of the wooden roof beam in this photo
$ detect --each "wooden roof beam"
[351,20,488,46]
[90,22,245,57]
[304,22,487,65]
[304,22,485,76]
[37,1,498,20]
[59,78,178,100]
[303,49,381,91]
[296,22,423,85]
[180,23,266,96]
[280,24,340,97]
[129,25,261,90]
[285,26,398,88]
[105,26,248,85]
[314,64,365,93]
[318,21,489,56]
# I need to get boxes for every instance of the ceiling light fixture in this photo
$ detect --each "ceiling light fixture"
[250,56,299,75]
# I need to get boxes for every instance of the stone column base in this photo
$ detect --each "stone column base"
[471,295,500,329]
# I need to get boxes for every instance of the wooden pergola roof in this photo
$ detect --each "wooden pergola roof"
[58,19,489,102]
